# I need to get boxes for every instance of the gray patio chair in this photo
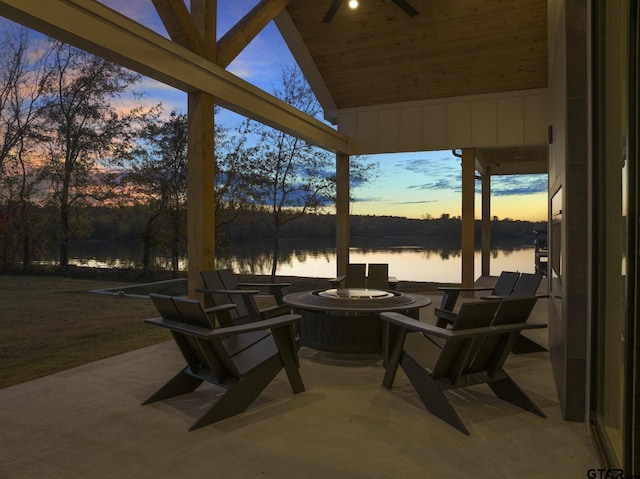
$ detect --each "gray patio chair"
[143,296,304,431]
[197,269,291,325]
[381,296,545,435]
[436,271,520,321]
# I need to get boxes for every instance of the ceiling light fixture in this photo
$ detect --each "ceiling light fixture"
[348,0,359,9]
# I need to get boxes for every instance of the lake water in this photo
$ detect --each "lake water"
[47,237,539,284]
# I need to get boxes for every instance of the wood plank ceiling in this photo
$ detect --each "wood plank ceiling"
[283,0,548,109]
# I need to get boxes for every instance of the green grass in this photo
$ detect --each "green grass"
[0,275,168,389]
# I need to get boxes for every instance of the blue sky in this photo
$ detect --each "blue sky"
[59,0,550,221]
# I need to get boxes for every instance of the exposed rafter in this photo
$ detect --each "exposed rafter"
[151,0,204,55]
[217,0,289,68]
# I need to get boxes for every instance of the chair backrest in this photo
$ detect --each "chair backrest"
[171,297,239,382]
[149,293,183,322]
[492,271,520,296]
[171,297,215,329]
[511,273,543,296]
[471,296,538,374]
[431,300,500,380]
[367,263,389,289]
[344,263,367,288]
[201,270,248,317]
[218,268,239,290]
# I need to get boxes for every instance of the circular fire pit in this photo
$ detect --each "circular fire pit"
[283,288,431,355]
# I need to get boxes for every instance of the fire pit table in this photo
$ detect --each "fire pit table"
[282,288,431,355]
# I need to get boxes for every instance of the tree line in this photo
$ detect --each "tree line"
[0,25,376,278]
[32,205,544,244]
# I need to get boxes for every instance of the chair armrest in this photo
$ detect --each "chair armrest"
[196,288,260,296]
[380,312,539,339]
[259,303,293,319]
[481,293,550,300]
[434,308,457,324]
[238,282,291,289]
[146,313,301,339]
[437,286,494,293]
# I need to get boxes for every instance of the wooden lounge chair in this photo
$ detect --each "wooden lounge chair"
[143,296,305,431]
[436,271,520,319]
[329,263,398,290]
[329,263,367,288]
[480,272,544,300]
[197,269,291,325]
[381,296,545,435]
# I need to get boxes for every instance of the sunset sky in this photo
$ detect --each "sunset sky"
[16,0,549,221]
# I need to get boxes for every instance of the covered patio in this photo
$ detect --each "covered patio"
[0,295,597,478]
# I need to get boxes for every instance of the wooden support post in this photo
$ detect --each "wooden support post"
[187,92,216,298]
[461,148,475,291]
[336,153,350,276]
[481,169,491,277]
[187,0,216,298]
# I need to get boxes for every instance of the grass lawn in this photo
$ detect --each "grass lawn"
[0,275,169,389]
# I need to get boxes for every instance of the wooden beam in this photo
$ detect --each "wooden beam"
[187,92,216,298]
[481,170,491,277]
[151,0,204,54]
[461,148,475,290]
[186,1,216,298]
[217,0,290,68]
[274,10,338,123]
[0,0,350,154]
[190,0,216,61]
[335,153,350,276]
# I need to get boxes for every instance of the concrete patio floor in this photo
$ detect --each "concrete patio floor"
[0,294,599,478]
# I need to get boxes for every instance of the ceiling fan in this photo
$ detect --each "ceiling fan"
[322,0,419,23]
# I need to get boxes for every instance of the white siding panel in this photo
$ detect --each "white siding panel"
[471,98,498,146]
[497,96,524,144]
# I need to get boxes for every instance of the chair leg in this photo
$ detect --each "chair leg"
[382,325,407,389]
[189,355,284,431]
[488,372,546,418]
[271,326,305,394]
[142,368,203,405]
[400,352,470,435]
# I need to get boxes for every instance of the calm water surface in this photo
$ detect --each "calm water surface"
[50,237,539,284]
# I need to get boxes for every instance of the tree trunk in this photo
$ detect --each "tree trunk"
[141,213,160,270]
[59,202,69,268]
[270,222,280,282]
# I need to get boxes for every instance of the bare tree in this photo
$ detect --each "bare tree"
[39,40,147,268]
[0,24,51,270]
[127,110,187,274]
[242,66,378,280]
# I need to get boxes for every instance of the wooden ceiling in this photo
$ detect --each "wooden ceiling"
[283,0,548,109]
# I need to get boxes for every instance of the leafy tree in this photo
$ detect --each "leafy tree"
[38,40,147,268]
[240,66,378,280]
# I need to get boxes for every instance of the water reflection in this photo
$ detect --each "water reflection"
[41,237,538,283]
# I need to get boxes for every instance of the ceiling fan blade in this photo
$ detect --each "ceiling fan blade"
[392,0,419,17]
[322,0,344,23]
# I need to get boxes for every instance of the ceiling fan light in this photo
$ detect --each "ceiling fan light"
[348,0,359,10]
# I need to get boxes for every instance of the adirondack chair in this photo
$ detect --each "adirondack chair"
[436,271,520,320]
[143,295,305,431]
[381,296,545,435]
[480,272,544,300]
[329,263,398,290]
[197,269,291,325]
